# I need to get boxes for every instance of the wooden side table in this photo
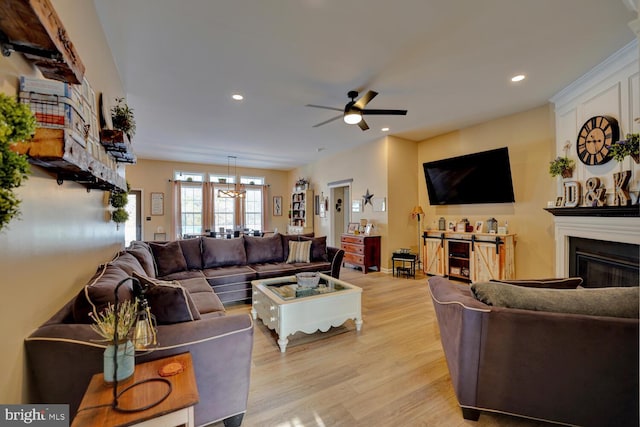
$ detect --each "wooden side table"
[72,352,199,427]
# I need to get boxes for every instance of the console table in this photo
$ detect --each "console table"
[72,353,199,427]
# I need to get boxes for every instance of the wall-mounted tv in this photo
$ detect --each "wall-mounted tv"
[423,147,515,205]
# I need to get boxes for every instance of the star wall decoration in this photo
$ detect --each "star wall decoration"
[362,189,374,206]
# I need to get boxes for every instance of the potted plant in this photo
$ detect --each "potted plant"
[549,156,575,178]
[0,93,36,231]
[89,299,138,382]
[111,97,136,141]
[608,133,639,164]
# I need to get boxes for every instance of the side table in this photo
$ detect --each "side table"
[72,352,199,427]
[392,252,417,278]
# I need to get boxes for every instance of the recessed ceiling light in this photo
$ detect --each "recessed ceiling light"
[231,94,244,101]
[511,74,526,82]
[381,127,390,132]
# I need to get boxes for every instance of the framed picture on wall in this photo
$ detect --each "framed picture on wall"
[273,196,283,216]
[151,192,164,216]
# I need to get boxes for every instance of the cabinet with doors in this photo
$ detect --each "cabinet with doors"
[288,189,314,234]
[423,231,516,282]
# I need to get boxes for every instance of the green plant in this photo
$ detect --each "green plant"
[0,93,36,231]
[112,208,129,223]
[111,97,136,140]
[549,156,575,178]
[608,133,639,163]
[89,299,138,342]
[110,190,128,208]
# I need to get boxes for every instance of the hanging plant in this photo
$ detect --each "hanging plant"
[110,190,128,209]
[0,93,36,231]
[608,133,639,163]
[111,97,136,141]
[111,208,129,224]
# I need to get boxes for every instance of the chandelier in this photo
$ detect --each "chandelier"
[218,156,246,198]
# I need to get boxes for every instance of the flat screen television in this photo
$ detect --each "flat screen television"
[423,147,515,205]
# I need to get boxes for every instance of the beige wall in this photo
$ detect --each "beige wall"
[126,159,291,241]
[418,104,557,278]
[0,1,125,404]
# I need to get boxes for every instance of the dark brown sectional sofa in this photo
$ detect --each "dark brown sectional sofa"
[25,233,343,427]
[150,233,344,304]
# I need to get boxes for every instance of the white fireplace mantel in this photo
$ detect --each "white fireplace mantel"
[554,215,640,277]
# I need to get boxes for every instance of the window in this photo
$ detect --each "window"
[180,183,203,236]
[213,187,235,231]
[174,172,204,237]
[244,186,262,231]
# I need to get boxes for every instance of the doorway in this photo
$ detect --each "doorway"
[329,179,352,247]
[125,189,142,245]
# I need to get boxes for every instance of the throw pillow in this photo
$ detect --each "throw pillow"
[178,237,203,270]
[72,263,134,324]
[471,281,639,318]
[126,244,156,278]
[244,234,284,264]
[300,236,328,262]
[149,241,189,277]
[490,277,583,289]
[132,272,201,324]
[201,237,247,268]
[286,240,311,263]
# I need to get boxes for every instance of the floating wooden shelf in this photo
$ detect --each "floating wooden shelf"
[11,128,126,191]
[0,0,85,84]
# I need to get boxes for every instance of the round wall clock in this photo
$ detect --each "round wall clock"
[576,115,619,165]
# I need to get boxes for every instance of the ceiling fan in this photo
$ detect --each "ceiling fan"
[306,90,407,131]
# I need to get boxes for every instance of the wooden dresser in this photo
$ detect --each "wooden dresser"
[340,234,381,274]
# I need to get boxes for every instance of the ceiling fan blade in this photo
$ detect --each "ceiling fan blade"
[358,119,370,131]
[354,90,378,109]
[306,104,343,112]
[313,114,342,127]
[362,109,408,116]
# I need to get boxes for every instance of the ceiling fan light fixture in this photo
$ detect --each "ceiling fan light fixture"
[344,110,362,124]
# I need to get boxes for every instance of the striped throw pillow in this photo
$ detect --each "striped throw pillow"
[286,240,311,263]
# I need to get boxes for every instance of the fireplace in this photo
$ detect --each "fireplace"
[549,211,640,284]
[569,237,639,287]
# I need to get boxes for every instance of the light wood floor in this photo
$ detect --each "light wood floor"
[221,268,556,427]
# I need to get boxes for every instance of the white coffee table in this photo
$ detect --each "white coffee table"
[251,273,363,352]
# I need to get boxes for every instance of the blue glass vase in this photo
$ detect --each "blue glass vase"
[103,340,135,383]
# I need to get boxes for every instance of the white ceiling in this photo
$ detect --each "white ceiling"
[93,0,638,171]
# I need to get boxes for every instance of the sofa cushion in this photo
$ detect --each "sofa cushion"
[202,237,247,268]
[250,262,297,279]
[72,264,134,324]
[159,270,206,281]
[178,277,225,315]
[471,281,640,318]
[286,240,311,263]
[244,234,284,264]
[132,272,201,324]
[178,238,203,270]
[149,241,189,276]
[110,252,147,277]
[126,244,156,278]
[490,277,583,289]
[300,236,329,262]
